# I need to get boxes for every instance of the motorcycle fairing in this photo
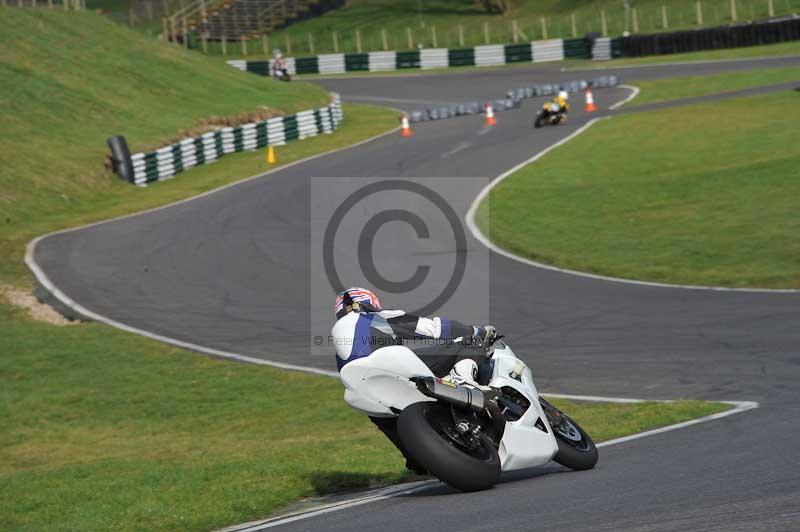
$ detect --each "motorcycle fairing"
[340,345,435,416]
[489,344,559,471]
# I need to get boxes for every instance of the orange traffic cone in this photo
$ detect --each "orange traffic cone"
[485,103,497,126]
[584,88,597,113]
[400,113,413,137]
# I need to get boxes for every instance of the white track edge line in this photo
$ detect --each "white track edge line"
[608,84,640,109]
[220,395,759,531]
[464,113,800,293]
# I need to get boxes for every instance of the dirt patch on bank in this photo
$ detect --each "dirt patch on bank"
[1,284,77,326]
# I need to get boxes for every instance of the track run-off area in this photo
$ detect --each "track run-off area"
[29,56,800,532]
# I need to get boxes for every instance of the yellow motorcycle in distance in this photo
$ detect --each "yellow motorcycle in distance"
[534,101,568,128]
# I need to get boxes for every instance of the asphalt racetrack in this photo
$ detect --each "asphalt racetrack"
[31,57,800,531]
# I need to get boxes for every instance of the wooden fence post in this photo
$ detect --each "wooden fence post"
[182,16,188,48]
[511,20,519,43]
[202,32,207,53]
[406,27,413,49]
[483,21,490,44]
[262,34,269,55]
[768,0,774,17]
[539,17,547,40]
[221,36,227,55]
[63,0,68,10]
[307,32,313,54]
[332,31,339,52]
[729,0,737,21]
[571,13,577,37]
[661,5,669,28]
[284,33,291,54]
[431,25,437,47]
[129,7,135,25]
[696,1,703,24]
[381,28,388,50]
[48,0,53,9]
[241,35,247,56]
[162,17,168,40]
[171,17,178,43]
[600,10,607,36]
[632,7,639,32]
[145,2,153,20]
[355,29,361,52]
[458,24,464,46]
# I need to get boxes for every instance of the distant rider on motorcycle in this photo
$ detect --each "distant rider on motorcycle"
[271,48,289,81]
[551,89,570,120]
[331,286,497,473]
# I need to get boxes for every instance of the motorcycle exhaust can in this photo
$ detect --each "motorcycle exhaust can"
[412,377,486,412]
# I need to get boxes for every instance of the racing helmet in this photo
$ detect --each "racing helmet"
[558,90,569,101]
[335,287,382,319]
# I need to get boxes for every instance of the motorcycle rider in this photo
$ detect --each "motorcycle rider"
[551,89,570,120]
[271,48,289,80]
[331,286,497,473]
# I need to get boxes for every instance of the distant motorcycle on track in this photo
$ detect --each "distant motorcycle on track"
[534,101,567,128]
[339,332,598,491]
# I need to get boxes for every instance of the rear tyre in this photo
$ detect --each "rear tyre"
[540,399,598,471]
[398,402,500,492]
[534,114,546,128]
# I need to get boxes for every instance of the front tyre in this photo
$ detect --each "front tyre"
[540,398,598,471]
[398,402,500,492]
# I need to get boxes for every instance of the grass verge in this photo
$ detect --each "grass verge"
[0,297,730,532]
[478,90,800,288]
[625,65,800,106]
[0,6,329,285]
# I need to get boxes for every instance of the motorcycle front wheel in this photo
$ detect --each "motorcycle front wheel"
[398,402,500,491]
[540,398,599,471]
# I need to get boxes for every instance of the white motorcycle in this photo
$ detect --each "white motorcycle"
[339,335,598,491]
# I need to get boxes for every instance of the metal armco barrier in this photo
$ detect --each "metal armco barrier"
[116,94,343,186]
[616,16,800,57]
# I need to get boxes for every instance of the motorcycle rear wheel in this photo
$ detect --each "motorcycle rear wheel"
[398,402,501,491]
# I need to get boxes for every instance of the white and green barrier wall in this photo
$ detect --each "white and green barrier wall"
[108,95,343,186]
[228,38,593,76]
[228,17,800,77]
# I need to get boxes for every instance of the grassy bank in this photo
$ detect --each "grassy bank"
[0,298,729,532]
[479,89,800,288]
[0,7,327,282]
[0,7,396,288]
[625,65,800,106]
